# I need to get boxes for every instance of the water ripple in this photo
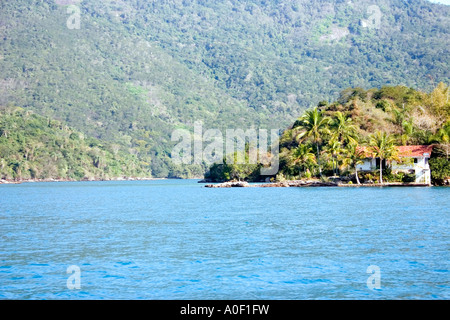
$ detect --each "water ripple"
[0,181,448,299]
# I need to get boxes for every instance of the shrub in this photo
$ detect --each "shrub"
[375,100,391,112]
[402,173,416,183]
[382,168,394,181]
[276,172,286,182]
[429,157,450,185]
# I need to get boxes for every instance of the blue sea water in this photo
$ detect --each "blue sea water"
[0,180,448,300]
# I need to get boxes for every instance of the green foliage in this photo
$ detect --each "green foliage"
[380,168,414,183]
[290,144,316,177]
[0,106,149,181]
[402,173,416,183]
[375,100,391,112]
[361,172,378,184]
[205,150,262,182]
[429,158,450,185]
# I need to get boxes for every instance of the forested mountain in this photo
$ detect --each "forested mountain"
[0,0,449,177]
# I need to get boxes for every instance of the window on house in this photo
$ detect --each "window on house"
[414,158,418,164]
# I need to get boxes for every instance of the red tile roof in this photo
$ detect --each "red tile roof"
[396,145,433,157]
[357,145,433,158]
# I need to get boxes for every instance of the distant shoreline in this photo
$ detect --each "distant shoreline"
[0,177,167,184]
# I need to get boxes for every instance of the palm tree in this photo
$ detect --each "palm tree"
[391,108,405,127]
[414,129,440,145]
[437,122,450,159]
[368,131,398,184]
[400,119,414,146]
[291,144,316,177]
[295,107,331,177]
[325,138,342,176]
[330,111,358,146]
[342,142,366,185]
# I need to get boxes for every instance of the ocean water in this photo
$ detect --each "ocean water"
[0,180,448,300]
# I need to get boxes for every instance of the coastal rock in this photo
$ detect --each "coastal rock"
[259,181,290,187]
[0,179,24,184]
[261,180,338,187]
[205,181,250,188]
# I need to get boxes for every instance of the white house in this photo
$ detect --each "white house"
[356,145,434,185]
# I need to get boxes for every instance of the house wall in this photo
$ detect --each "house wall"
[356,156,431,185]
[416,157,428,169]
[392,156,431,185]
[415,169,431,184]
[357,159,375,171]
[391,158,415,171]
[390,157,430,171]
[413,157,431,184]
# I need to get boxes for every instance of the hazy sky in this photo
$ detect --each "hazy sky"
[428,0,450,5]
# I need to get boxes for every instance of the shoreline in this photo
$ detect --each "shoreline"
[205,180,433,188]
[0,178,437,187]
[0,177,166,184]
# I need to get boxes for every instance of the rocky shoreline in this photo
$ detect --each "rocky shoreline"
[205,180,432,188]
[205,180,338,188]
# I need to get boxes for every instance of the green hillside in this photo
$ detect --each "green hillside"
[0,0,449,177]
[0,106,148,181]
